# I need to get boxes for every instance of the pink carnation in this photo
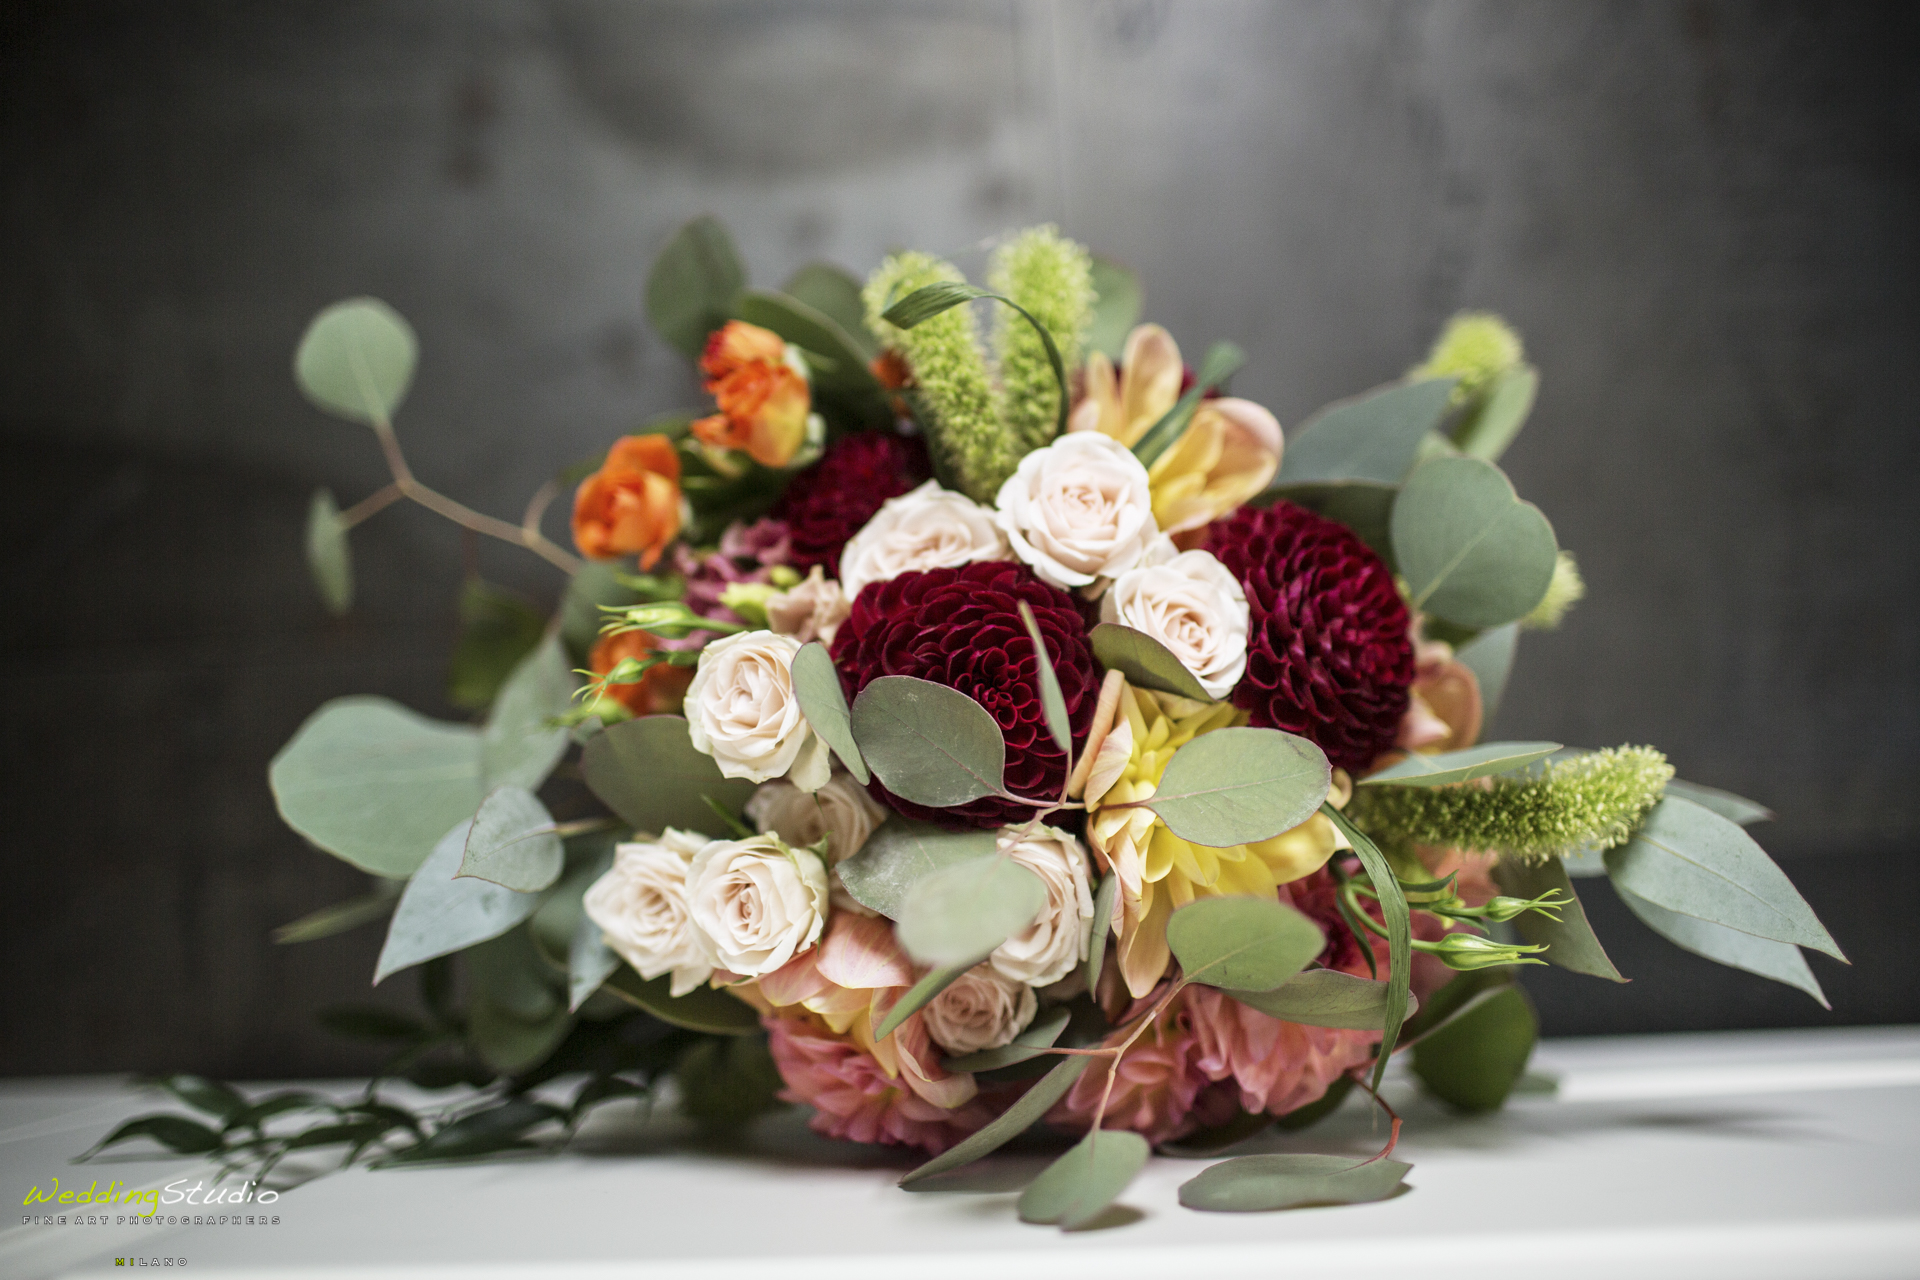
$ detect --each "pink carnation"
[1049,991,1216,1145]
[1182,985,1375,1116]
[765,1014,992,1153]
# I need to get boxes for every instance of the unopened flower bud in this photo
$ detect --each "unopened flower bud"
[1421,932,1548,971]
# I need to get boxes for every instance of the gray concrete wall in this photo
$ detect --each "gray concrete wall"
[3,1,1916,1077]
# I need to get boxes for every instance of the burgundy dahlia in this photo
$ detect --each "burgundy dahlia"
[769,431,931,579]
[830,562,1100,828]
[1206,501,1414,774]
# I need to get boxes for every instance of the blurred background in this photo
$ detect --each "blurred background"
[3,0,1915,1079]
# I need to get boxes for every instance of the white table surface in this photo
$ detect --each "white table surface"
[5,1025,1919,1280]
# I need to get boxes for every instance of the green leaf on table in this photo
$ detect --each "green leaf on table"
[305,488,353,615]
[1086,256,1143,361]
[1616,881,1827,1006]
[943,1006,1071,1072]
[1392,456,1559,629]
[294,297,419,425]
[1321,804,1410,1090]
[1018,1130,1151,1229]
[646,215,746,360]
[85,1115,225,1158]
[1167,895,1324,991]
[270,697,489,877]
[1359,740,1561,788]
[836,816,998,918]
[1017,603,1072,755]
[581,715,755,835]
[466,928,571,1075]
[481,635,575,791]
[872,956,984,1041]
[1452,363,1538,462]
[1454,623,1519,722]
[1275,378,1456,486]
[1410,983,1538,1113]
[1664,779,1775,826]
[459,786,564,893]
[272,880,401,944]
[896,856,1046,966]
[1084,871,1118,994]
[1179,1152,1411,1213]
[782,262,877,358]
[1604,797,1842,959]
[850,676,1007,807]
[377,1099,565,1166]
[791,642,867,784]
[447,579,546,712]
[1492,856,1625,982]
[901,1054,1093,1186]
[1259,481,1398,565]
[1221,969,1410,1030]
[600,964,760,1034]
[374,821,542,983]
[1090,623,1212,702]
[1145,727,1331,846]
[143,1075,248,1123]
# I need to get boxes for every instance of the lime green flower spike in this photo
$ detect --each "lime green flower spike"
[1413,311,1524,406]
[989,225,1094,457]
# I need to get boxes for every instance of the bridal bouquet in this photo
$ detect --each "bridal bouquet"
[100,219,1838,1226]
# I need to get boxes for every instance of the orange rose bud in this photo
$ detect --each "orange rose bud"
[689,321,810,468]
[571,433,683,568]
[588,629,692,717]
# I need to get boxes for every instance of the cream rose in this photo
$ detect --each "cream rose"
[764,566,850,645]
[581,829,714,996]
[686,833,830,977]
[1100,540,1250,699]
[988,824,1095,987]
[685,630,831,791]
[839,479,1011,603]
[994,431,1159,591]
[922,963,1037,1056]
[744,770,888,916]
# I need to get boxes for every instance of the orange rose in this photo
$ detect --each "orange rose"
[571,434,682,567]
[588,629,693,717]
[690,321,811,468]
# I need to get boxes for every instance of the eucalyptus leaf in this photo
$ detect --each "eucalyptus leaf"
[459,786,564,893]
[306,488,353,615]
[896,856,1046,966]
[1359,740,1561,788]
[374,821,543,983]
[791,642,867,784]
[481,636,575,791]
[294,297,418,425]
[781,262,876,358]
[873,956,984,1042]
[1397,967,1513,1046]
[270,697,488,877]
[645,215,745,359]
[600,964,760,1034]
[1145,727,1331,847]
[1604,797,1842,959]
[1665,779,1775,826]
[448,579,545,713]
[1615,882,1828,1006]
[943,1006,1071,1072]
[1259,481,1397,565]
[1084,872,1118,995]
[1086,256,1143,361]
[1410,984,1537,1113]
[581,715,755,835]
[850,676,1007,807]
[1276,378,1456,485]
[1454,623,1518,722]
[1322,805,1410,1090]
[466,928,571,1075]
[1017,602,1072,755]
[735,290,882,393]
[528,838,615,964]
[1392,456,1558,629]
[900,1055,1093,1185]
[1179,1152,1412,1213]
[1166,896,1324,991]
[835,816,998,918]
[1221,969,1409,1030]
[1089,623,1212,702]
[1491,857,1625,982]
[1018,1130,1151,1229]
[566,887,618,1012]
[1453,363,1538,462]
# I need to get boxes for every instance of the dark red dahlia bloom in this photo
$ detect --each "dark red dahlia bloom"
[769,431,931,578]
[830,562,1100,828]
[1206,501,1413,775]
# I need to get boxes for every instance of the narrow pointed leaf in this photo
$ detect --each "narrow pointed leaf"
[1167,896,1325,991]
[944,1006,1071,1072]
[1322,805,1410,1090]
[481,635,574,791]
[86,1115,225,1158]
[1492,856,1625,982]
[306,488,353,614]
[1454,623,1518,721]
[294,297,418,424]
[1084,872,1118,994]
[1616,882,1827,1006]
[835,816,998,919]
[581,714,755,834]
[600,965,760,1034]
[1222,969,1411,1029]
[1392,456,1558,628]
[791,642,867,783]
[1179,1152,1412,1212]
[272,881,401,944]
[1017,602,1072,755]
[1145,727,1331,847]
[1359,740,1561,788]
[900,1055,1093,1185]
[1276,378,1456,485]
[1132,341,1246,468]
[1090,623,1212,702]
[873,956,985,1042]
[1664,779,1774,826]
[850,676,1006,807]
[881,280,989,329]
[459,786,563,893]
[374,822,542,983]
[1019,1130,1151,1228]
[896,857,1046,966]
[781,262,876,358]
[567,911,619,1013]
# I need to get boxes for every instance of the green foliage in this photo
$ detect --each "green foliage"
[1347,745,1675,861]
[835,817,998,918]
[646,215,745,359]
[1410,984,1538,1113]
[1166,896,1324,991]
[1221,969,1404,1030]
[1017,602,1072,754]
[1392,456,1559,629]
[481,637,576,788]
[466,928,572,1075]
[896,856,1047,967]
[272,879,401,945]
[1522,549,1585,629]
[674,1034,786,1132]
[1454,363,1539,462]
[374,821,543,984]
[1321,805,1411,1091]
[1179,1152,1412,1213]
[459,786,563,894]
[1018,1130,1150,1229]
[600,965,762,1034]
[1492,856,1625,982]
[1085,256,1143,361]
[447,579,546,712]
[989,224,1093,455]
[1089,622,1213,702]
[1274,378,1456,486]
[1258,480,1398,566]
[1130,341,1246,468]
[1453,623,1518,721]
[1615,881,1828,1005]
[1410,311,1523,407]
[1664,778,1774,826]
[850,676,1008,807]
[1145,727,1331,847]
[900,1055,1092,1186]
[1083,872,1118,994]
[864,251,1009,500]
[790,642,867,783]
[782,262,876,358]
[1360,740,1562,789]
[559,560,642,664]
[579,714,755,835]
[872,958,980,1041]
[294,297,418,425]
[306,489,353,614]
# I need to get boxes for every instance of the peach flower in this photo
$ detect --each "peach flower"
[691,321,814,468]
[1182,985,1375,1117]
[1395,633,1484,755]
[571,433,683,567]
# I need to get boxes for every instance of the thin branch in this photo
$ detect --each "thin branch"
[338,482,404,529]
